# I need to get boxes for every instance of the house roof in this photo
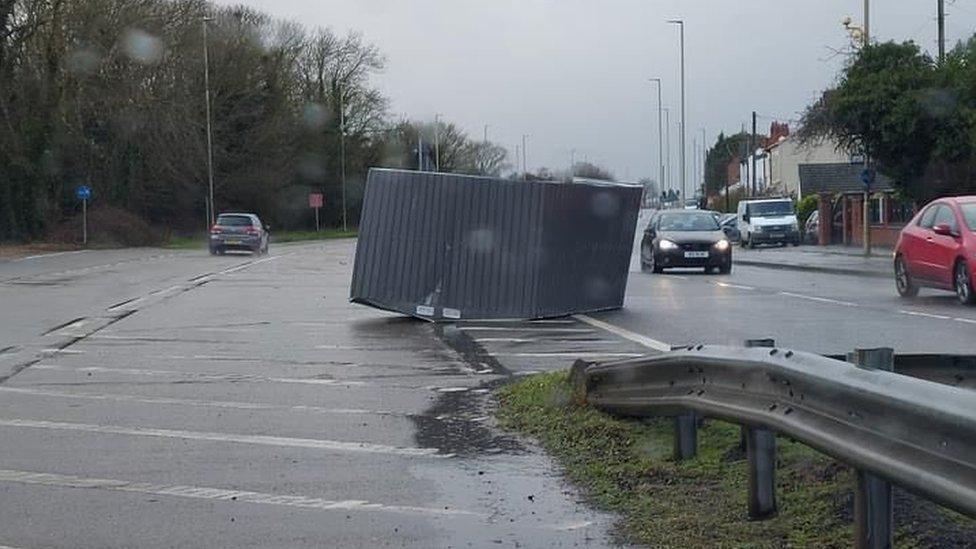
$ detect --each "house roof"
[798,163,894,194]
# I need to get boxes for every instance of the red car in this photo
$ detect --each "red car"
[894,196,976,304]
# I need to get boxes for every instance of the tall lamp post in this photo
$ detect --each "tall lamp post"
[338,84,347,232]
[202,16,216,226]
[434,114,441,172]
[668,19,686,206]
[649,78,664,199]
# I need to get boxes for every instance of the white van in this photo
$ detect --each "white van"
[736,198,801,248]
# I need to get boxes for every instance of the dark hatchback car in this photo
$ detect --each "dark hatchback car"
[209,213,270,255]
[641,210,732,274]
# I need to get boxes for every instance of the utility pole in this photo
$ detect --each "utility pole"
[668,20,686,206]
[938,0,946,63]
[570,148,576,177]
[202,17,216,225]
[417,131,423,171]
[514,144,520,179]
[751,111,757,196]
[339,84,347,232]
[863,0,870,45]
[483,124,489,143]
[650,78,664,198]
[692,138,698,198]
[434,114,441,172]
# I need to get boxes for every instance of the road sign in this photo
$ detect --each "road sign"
[309,192,324,232]
[76,185,92,201]
[860,168,876,190]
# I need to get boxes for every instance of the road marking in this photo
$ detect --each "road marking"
[573,314,671,352]
[778,291,857,307]
[218,255,279,275]
[490,351,644,358]
[0,419,446,458]
[715,282,755,290]
[472,338,534,343]
[899,310,951,320]
[458,327,595,333]
[148,285,182,296]
[0,469,476,517]
[0,387,415,418]
[107,297,143,312]
[31,364,366,386]
[954,317,976,325]
[13,250,90,262]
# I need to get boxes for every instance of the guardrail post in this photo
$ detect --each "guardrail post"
[673,411,697,461]
[850,348,894,549]
[743,338,777,520]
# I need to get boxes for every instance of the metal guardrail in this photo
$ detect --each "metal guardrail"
[577,342,976,548]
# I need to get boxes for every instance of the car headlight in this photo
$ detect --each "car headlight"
[658,239,679,251]
[792,222,800,231]
[713,239,730,251]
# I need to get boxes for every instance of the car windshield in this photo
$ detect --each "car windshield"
[658,213,720,231]
[216,215,253,227]
[748,201,794,217]
[962,203,976,230]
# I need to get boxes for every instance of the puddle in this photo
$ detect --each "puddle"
[411,385,524,458]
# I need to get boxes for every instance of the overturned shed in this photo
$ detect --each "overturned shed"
[350,169,642,321]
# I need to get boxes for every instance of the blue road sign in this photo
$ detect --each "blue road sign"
[76,185,92,201]
[860,168,875,190]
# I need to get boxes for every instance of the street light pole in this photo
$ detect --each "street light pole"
[664,107,671,199]
[339,84,347,232]
[483,124,489,143]
[863,0,870,45]
[650,78,664,199]
[521,134,528,180]
[202,17,216,226]
[668,20,686,206]
[434,114,441,172]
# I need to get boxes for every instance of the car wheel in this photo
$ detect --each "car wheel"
[791,240,800,247]
[955,260,975,305]
[719,263,732,275]
[648,252,663,274]
[209,247,218,256]
[894,256,918,298]
[747,236,755,249]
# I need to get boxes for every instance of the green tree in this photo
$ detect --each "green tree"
[703,132,750,197]
[798,40,976,203]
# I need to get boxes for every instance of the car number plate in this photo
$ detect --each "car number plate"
[769,233,784,238]
[226,238,241,244]
[684,251,709,259]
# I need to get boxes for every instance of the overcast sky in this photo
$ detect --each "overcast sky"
[217,0,976,188]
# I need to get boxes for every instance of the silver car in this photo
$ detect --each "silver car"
[209,213,270,255]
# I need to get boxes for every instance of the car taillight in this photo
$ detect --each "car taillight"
[245,227,259,235]
[210,225,221,234]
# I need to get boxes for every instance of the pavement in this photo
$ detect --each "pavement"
[1,233,974,548]
[0,240,653,549]
[733,244,892,278]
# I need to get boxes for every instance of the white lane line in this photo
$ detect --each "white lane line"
[900,310,951,320]
[0,544,24,549]
[491,352,645,358]
[472,338,533,343]
[715,282,755,290]
[457,327,595,333]
[40,348,85,355]
[148,284,182,296]
[778,291,857,307]
[0,469,476,517]
[573,314,671,352]
[0,387,409,417]
[13,250,89,262]
[31,364,366,386]
[954,317,976,325]
[107,298,144,312]
[0,419,446,458]
[218,255,279,275]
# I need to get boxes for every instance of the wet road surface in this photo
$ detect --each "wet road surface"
[0,241,650,548]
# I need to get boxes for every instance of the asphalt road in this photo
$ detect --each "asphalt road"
[2,234,974,548]
[0,241,651,549]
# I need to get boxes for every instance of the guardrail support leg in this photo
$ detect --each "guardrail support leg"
[746,427,777,519]
[673,412,697,460]
[850,347,894,549]
[741,339,775,451]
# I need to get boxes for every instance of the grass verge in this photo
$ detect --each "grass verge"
[164,229,357,249]
[496,371,976,548]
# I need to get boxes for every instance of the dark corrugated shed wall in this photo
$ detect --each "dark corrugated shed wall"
[350,169,641,321]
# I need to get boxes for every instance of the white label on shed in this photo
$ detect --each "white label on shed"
[415,305,435,316]
[442,308,461,319]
